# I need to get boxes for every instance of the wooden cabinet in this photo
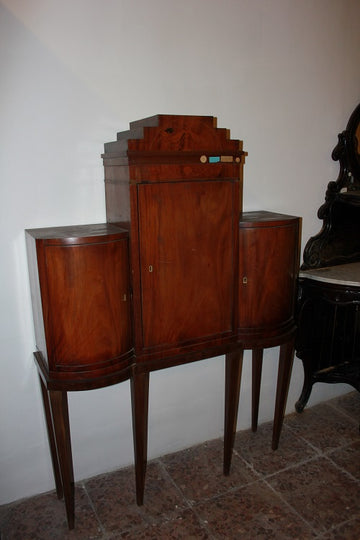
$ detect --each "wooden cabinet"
[26,224,133,528]
[102,116,300,503]
[238,211,300,342]
[223,211,301,474]
[26,223,133,388]
[27,115,301,528]
[138,180,235,349]
[103,114,244,366]
[103,115,246,503]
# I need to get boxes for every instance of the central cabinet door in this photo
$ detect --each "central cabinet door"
[138,180,235,349]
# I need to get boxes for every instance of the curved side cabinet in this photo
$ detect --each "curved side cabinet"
[223,211,301,477]
[238,211,301,347]
[26,223,133,390]
[26,223,133,529]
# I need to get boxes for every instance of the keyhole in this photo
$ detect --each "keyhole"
[149,265,153,273]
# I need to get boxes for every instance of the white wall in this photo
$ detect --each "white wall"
[1,0,359,504]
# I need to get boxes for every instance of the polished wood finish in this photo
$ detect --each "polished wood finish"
[26,224,133,528]
[103,115,246,505]
[38,374,63,499]
[138,181,235,349]
[103,114,245,364]
[48,389,74,529]
[296,102,360,411]
[251,348,264,432]
[103,119,301,503]
[26,223,133,389]
[238,211,300,342]
[28,116,301,527]
[130,371,149,506]
[224,350,244,476]
[223,211,301,474]
[272,340,295,449]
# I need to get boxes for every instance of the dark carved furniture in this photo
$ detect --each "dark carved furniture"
[295,103,360,412]
[27,115,301,528]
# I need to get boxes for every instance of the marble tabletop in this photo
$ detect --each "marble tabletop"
[299,261,360,287]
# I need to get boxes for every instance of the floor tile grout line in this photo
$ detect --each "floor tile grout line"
[324,453,360,485]
[261,476,322,537]
[147,458,218,539]
[284,422,360,459]
[231,447,269,480]
[260,450,360,538]
[323,439,360,458]
[154,458,194,512]
[1,393,358,538]
[327,396,359,412]
[232,444,324,482]
[284,430,328,455]
[156,454,264,508]
[185,501,221,540]
[282,416,360,456]
[188,476,321,538]
[326,399,360,424]
[314,513,360,539]
[157,451,272,511]
[78,444,360,538]
[79,480,107,536]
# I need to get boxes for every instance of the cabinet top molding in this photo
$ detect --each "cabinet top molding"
[103,114,247,158]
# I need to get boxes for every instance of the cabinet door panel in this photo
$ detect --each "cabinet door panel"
[44,239,131,368]
[138,181,235,348]
[239,224,297,329]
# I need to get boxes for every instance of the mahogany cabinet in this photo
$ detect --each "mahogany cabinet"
[26,223,132,528]
[103,115,247,503]
[137,180,235,350]
[103,116,300,502]
[224,211,301,474]
[238,211,300,341]
[27,115,301,527]
[103,114,245,367]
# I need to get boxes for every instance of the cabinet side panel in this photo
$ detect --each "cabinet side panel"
[44,238,132,369]
[239,223,299,329]
[104,163,130,226]
[105,180,130,226]
[25,233,48,363]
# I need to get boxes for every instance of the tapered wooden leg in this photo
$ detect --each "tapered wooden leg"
[251,348,263,433]
[131,371,150,506]
[38,375,63,499]
[223,350,244,476]
[272,339,295,450]
[49,390,75,529]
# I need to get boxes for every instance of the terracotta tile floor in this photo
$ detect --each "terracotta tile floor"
[1,392,359,539]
